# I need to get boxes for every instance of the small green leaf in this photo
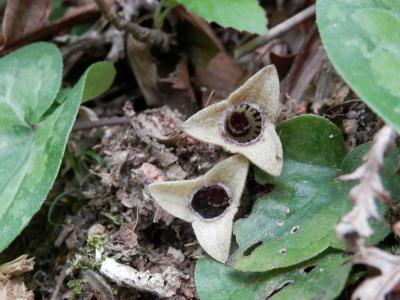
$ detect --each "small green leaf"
[195,250,351,300]
[81,61,116,103]
[317,0,400,133]
[176,0,267,35]
[0,43,115,252]
[228,115,400,272]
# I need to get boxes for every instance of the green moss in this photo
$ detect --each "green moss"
[86,234,107,251]
[67,279,82,296]
[78,257,101,270]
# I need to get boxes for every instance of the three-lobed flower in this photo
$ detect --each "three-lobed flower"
[182,65,283,177]
[149,155,249,262]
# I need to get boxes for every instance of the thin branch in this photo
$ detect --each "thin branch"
[50,263,69,300]
[234,4,316,59]
[94,0,170,50]
[72,117,130,131]
[100,258,182,297]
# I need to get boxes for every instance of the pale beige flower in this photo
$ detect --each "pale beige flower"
[182,65,283,176]
[148,155,249,263]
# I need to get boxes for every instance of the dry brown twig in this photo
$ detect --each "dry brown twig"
[94,0,170,50]
[337,125,396,241]
[337,125,399,300]
[100,258,183,298]
[234,4,316,59]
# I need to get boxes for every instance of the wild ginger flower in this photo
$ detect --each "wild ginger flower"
[183,65,283,176]
[149,155,249,263]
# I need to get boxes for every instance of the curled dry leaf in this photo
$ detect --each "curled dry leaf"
[149,154,249,262]
[280,26,324,106]
[175,6,224,51]
[197,52,244,104]
[126,35,162,107]
[183,65,283,177]
[0,255,35,300]
[352,246,400,300]
[0,255,34,276]
[336,125,400,300]
[0,276,34,300]
[337,125,396,239]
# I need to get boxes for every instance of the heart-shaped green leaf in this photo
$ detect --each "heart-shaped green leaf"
[317,0,400,133]
[227,115,400,272]
[0,43,115,252]
[195,250,351,300]
[176,0,267,35]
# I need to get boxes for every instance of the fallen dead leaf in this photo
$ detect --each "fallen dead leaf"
[153,151,178,168]
[175,6,224,51]
[1,0,51,48]
[0,255,35,300]
[269,42,295,79]
[159,56,197,115]
[196,52,244,105]
[0,276,34,300]
[312,62,349,113]
[127,35,163,106]
[280,26,324,109]
[137,163,166,183]
[165,163,188,180]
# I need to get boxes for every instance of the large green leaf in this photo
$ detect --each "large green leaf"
[176,0,267,35]
[195,250,351,300]
[0,43,115,252]
[227,115,400,272]
[317,0,400,133]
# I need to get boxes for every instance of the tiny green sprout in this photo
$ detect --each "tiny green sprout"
[182,65,283,177]
[87,234,107,251]
[149,154,249,263]
[102,213,123,225]
[78,257,101,270]
[87,233,107,262]
[67,279,83,296]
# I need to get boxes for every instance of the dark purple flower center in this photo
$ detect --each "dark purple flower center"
[227,111,251,137]
[191,184,231,219]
